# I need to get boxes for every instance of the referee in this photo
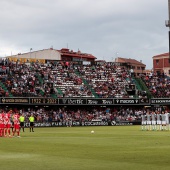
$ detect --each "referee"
[29,113,35,132]
[19,113,25,132]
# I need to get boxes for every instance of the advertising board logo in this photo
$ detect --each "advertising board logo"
[2,98,5,103]
[62,99,67,104]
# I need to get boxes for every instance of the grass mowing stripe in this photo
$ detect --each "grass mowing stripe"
[0,126,170,170]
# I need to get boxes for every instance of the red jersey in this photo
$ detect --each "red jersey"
[13,114,20,125]
[0,113,4,124]
[4,113,11,125]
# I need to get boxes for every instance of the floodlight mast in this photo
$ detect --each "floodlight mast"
[165,0,170,60]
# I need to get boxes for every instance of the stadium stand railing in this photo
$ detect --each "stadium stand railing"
[74,69,98,98]
[0,81,13,97]
[135,77,152,98]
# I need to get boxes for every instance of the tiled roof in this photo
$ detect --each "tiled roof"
[57,48,97,59]
[153,52,169,58]
[117,57,146,66]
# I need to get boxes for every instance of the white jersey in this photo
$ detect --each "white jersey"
[156,113,162,125]
[146,113,151,125]
[141,114,146,125]
[156,114,161,121]
[141,115,146,122]
[161,114,166,125]
[162,114,166,121]
[146,114,151,121]
[165,113,169,124]
[151,113,156,121]
[151,113,156,125]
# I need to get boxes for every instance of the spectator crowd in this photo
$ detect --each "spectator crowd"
[0,58,138,98]
[0,58,169,99]
[140,72,170,98]
[3,106,147,124]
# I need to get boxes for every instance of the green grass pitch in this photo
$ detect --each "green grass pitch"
[1,126,170,170]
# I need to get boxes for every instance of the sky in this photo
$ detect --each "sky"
[0,0,168,69]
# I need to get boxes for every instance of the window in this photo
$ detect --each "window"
[156,60,159,65]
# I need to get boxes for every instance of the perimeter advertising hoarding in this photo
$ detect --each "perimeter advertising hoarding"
[1,98,29,104]
[0,98,169,105]
[150,99,170,105]
[24,121,140,127]
[30,98,58,104]
[59,98,86,105]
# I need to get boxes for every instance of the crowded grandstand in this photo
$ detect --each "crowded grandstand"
[0,55,169,133]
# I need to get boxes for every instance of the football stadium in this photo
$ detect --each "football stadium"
[0,49,170,170]
[1,1,170,170]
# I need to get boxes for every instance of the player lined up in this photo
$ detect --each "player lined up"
[0,110,21,137]
[0,110,29,137]
[141,110,170,131]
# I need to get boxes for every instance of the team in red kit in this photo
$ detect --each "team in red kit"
[0,110,20,138]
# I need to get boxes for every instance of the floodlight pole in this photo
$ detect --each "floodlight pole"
[165,0,170,61]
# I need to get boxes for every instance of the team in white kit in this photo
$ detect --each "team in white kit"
[141,110,170,131]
